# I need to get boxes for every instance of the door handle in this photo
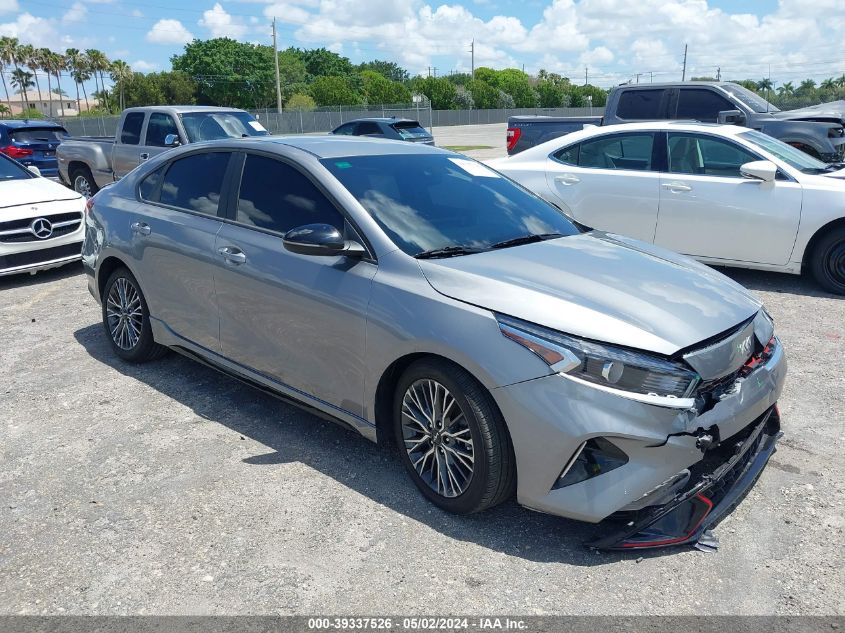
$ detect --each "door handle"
[218,246,246,265]
[139,152,149,161]
[662,182,692,193]
[554,174,581,185]
[130,221,151,236]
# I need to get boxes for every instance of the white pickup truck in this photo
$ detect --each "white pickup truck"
[57,105,270,196]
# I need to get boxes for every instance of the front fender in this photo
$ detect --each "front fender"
[757,120,838,155]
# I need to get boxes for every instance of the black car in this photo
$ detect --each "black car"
[330,118,434,145]
[0,120,68,178]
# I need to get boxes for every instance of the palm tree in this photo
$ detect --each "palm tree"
[0,37,14,111]
[11,68,34,114]
[821,78,836,92]
[757,78,774,92]
[20,44,42,102]
[37,48,54,117]
[110,60,132,111]
[778,81,795,97]
[0,103,10,119]
[66,48,85,114]
[86,49,110,111]
[46,52,67,116]
[837,75,845,89]
[797,78,817,97]
[1,37,28,109]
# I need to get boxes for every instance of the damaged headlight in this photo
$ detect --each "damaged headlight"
[497,314,700,402]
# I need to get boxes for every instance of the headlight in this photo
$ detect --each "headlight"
[497,315,700,401]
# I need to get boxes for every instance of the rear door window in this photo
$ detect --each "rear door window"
[144,113,180,147]
[159,152,231,215]
[616,90,666,120]
[577,133,655,171]
[333,123,357,135]
[236,154,345,234]
[120,112,145,145]
[355,121,383,136]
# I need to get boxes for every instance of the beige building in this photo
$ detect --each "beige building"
[0,93,101,117]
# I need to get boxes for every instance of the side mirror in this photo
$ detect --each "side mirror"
[740,160,777,183]
[718,109,745,125]
[283,223,365,257]
[27,165,41,176]
[164,133,181,147]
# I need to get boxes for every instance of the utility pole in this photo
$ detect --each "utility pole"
[584,66,588,86]
[650,71,654,83]
[272,17,282,112]
[469,39,475,78]
[681,43,688,81]
[635,72,642,84]
[716,66,721,81]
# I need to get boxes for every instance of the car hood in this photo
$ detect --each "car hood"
[418,232,761,356]
[0,177,81,209]
[772,100,845,122]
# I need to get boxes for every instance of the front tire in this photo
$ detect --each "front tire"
[393,359,516,515]
[809,226,845,294]
[101,267,167,362]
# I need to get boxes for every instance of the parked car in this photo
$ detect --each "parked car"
[490,121,845,294]
[0,154,86,276]
[57,106,270,197]
[82,136,786,550]
[330,117,434,145]
[0,120,68,178]
[507,82,845,161]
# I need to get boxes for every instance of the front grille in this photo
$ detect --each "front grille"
[0,242,81,270]
[0,211,82,244]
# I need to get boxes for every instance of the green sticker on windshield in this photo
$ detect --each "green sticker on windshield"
[335,161,352,169]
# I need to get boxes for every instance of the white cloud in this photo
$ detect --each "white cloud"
[131,9,143,18]
[0,0,19,15]
[62,2,87,23]
[0,13,60,48]
[145,18,194,45]
[264,2,313,25]
[131,60,157,72]
[199,3,248,39]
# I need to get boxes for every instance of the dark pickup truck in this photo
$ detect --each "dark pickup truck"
[507,81,845,161]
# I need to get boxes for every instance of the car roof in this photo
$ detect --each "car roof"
[0,120,67,129]
[199,135,448,159]
[339,117,415,124]
[122,105,249,114]
[614,81,738,89]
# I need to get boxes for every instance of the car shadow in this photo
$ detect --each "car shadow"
[72,322,691,566]
[717,266,841,299]
[0,261,83,291]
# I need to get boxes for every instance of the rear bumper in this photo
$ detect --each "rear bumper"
[589,406,781,550]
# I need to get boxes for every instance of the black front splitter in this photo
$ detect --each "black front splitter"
[589,407,781,551]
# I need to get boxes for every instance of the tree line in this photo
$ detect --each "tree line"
[3,35,843,117]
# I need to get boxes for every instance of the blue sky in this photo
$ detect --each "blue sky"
[1,0,843,93]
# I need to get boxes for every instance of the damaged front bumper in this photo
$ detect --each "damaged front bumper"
[588,406,781,550]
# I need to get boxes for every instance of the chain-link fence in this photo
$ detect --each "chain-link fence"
[56,104,606,138]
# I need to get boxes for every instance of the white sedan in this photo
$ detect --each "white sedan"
[489,121,845,294]
[0,155,86,276]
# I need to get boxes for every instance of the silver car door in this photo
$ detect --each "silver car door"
[214,152,377,417]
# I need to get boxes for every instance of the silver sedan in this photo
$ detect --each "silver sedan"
[82,136,786,550]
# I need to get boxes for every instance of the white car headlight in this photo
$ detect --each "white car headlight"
[497,314,701,400]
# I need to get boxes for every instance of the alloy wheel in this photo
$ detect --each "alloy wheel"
[106,277,143,350]
[400,378,475,498]
[74,175,92,198]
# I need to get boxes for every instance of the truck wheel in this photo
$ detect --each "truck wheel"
[810,226,845,295]
[70,165,99,198]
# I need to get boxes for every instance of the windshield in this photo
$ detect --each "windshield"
[721,83,780,113]
[321,154,579,257]
[392,121,430,139]
[739,130,830,173]
[0,154,34,181]
[9,128,67,143]
[180,112,270,142]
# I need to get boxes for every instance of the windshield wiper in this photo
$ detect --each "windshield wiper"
[414,245,486,259]
[490,233,565,250]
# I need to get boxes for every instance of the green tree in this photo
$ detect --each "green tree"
[495,69,537,107]
[308,75,362,106]
[536,79,568,107]
[10,68,34,107]
[65,49,87,114]
[778,81,795,97]
[410,76,457,109]
[360,70,411,105]
[110,60,132,110]
[86,49,111,111]
[286,93,316,111]
[0,37,14,109]
[36,48,55,117]
[466,79,498,109]
[289,47,354,80]
[357,60,409,83]
[796,79,817,97]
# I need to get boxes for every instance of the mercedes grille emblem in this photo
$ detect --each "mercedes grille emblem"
[31,217,53,239]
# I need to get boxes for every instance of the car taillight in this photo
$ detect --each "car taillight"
[506,127,521,152]
[0,145,33,158]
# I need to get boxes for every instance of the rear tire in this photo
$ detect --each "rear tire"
[810,226,845,295]
[101,267,168,362]
[70,165,99,198]
[393,358,516,515]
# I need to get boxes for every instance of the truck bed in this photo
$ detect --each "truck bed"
[507,116,603,155]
